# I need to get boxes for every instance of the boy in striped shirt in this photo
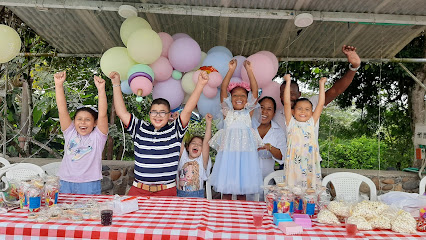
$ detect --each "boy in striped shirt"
[109,71,209,196]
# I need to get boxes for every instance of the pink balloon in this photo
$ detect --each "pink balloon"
[259,81,283,111]
[169,38,201,72]
[152,78,185,110]
[257,51,279,74]
[230,76,242,83]
[192,70,202,85]
[232,55,246,78]
[241,54,276,88]
[130,76,153,96]
[172,33,191,40]
[207,72,222,88]
[158,32,173,58]
[149,56,173,82]
[203,86,218,98]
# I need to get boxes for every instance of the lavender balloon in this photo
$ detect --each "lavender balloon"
[152,77,185,110]
[168,38,201,72]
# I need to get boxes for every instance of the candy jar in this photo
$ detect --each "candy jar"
[292,187,305,214]
[44,176,60,207]
[417,207,426,232]
[317,186,331,212]
[18,181,31,209]
[304,188,316,216]
[266,187,277,215]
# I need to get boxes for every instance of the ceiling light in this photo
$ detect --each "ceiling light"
[294,13,313,28]
[118,5,138,18]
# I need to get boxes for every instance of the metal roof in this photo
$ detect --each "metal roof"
[2,0,426,60]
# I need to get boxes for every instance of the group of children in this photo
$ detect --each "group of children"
[54,59,326,198]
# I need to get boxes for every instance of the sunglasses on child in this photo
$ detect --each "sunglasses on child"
[149,111,170,117]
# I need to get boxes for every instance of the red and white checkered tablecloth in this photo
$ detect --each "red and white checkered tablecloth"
[0,193,425,240]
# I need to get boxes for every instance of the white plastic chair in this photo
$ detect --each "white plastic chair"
[0,157,10,168]
[41,162,61,176]
[420,176,426,195]
[263,170,285,200]
[206,179,260,201]
[0,163,45,181]
[322,172,377,201]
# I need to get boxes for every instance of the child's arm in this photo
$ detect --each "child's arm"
[244,60,258,99]
[94,76,108,135]
[283,74,293,126]
[54,71,72,131]
[109,72,131,125]
[220,59,237,103]
[313,77,326,123]
[180,71,209,127]
[202,113,213,169]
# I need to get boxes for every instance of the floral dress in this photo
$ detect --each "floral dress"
[284,117,322,189]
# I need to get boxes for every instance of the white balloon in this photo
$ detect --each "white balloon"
[0,24,21,63]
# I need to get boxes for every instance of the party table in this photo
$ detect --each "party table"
[0,194,425,239]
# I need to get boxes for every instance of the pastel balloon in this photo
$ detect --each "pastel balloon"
[241,53,276,88]
[207,72,222,88]
[121,80,133,95]
[127,28,162,64]
[203,86,218,98]
[152,78,185,110]
[172,33,191,40]
[127,64,154,82]
[191,51,207,71]
[120,17,152,46]
[257,51,279,74]
[158,32,173,58]
[231,55,246,78]
[0,24,21,63]
[100,47,136,80]
[207,46,233,58]
[130,76,153,96]
[202,52,232,79]
[168,37,201,72]
[181,71,196,94]
[149,56,173,82]
[197,92,222,120]
[172,70,182,80]
[259,81,283,111]
[192,70,201,85]
[230,76,242,83]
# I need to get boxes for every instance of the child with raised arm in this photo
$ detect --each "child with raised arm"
[283,74,326,189]
[209,59,263,200]
[109,70,209,197]
[177,113,213,198]
[54,71,108,195]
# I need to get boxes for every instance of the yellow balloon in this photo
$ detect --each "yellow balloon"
[181,71,196,94]
[127,29,162,64]
[100,47,136,80]
[0,24,21,63]
[120,17,152,46]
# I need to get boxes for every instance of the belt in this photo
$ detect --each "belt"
[133,181,176,192]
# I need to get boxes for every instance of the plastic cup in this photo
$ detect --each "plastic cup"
[101,209,113,226]
[252,210,264,227]
[345,222,357,236]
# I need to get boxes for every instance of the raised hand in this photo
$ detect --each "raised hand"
[94,76,106,90]
[283,74,291,83]
[54,71,66,86]
[229,59,237,71]
[197,70,209,86]
[319,77,327,86]
[243,60,252,71]
[205,113,213,123]
[108,71,120,85]
[342,45,361,68]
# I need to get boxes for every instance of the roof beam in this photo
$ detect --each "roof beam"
[2,0,426,25]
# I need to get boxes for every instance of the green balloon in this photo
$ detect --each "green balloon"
[172,70,182,80]
[136,96,143,102]
[127,64,155,80]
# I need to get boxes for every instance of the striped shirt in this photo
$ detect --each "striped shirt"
[126,113,188,184]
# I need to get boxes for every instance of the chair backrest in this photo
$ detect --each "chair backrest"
[3,163,45,181]
[0,157,10,168]
[263,170,285,201]
[420,176,426,195]
[322,172,377,201]
[206,179,259,201]
[41,162,61,176]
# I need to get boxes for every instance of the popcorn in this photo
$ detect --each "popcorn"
[368,215,391,230]
[317,208,340,225]
[347,216,372,231]
[391,210,417,234]
[327,201,351,218]
[352,200,388,220]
